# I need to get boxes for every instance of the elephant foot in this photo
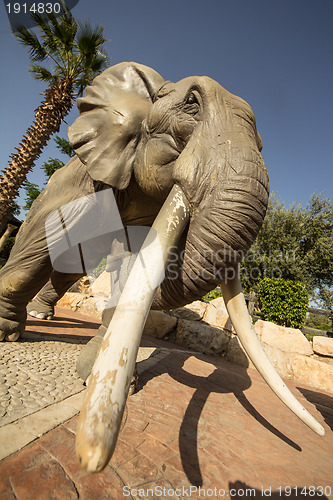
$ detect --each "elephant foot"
[76,325,138,394]
[27,299,54,320]
[0,295,26,342]
[0,317,24,341]
[76,331,105,382]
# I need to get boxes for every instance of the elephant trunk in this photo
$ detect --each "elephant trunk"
[221,270,325,437]
[75,185,190,472]
[153,113,270,310]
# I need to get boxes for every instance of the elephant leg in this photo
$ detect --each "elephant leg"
[0,247,52,341]
[27,271,84,320]
[0,157,96,341]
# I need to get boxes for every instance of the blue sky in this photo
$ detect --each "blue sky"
[0,0,332,216]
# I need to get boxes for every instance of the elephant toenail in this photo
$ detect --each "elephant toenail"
[5,331,20,341]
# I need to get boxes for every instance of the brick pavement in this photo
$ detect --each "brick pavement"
[0,308,332,499]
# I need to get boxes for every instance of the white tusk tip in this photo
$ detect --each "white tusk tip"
[314,424,325,437]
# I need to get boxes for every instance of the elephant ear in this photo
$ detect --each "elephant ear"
[68,62,165,189]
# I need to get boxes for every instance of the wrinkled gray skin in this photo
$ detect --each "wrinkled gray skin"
[0,63,269,369]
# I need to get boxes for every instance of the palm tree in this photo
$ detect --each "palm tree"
[23,134,75,212]
[0,3,109,222]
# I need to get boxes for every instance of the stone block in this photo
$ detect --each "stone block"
[260,343,294,380]
[176,319,230,356]
[143,311,177,339]
[89,270,110,295]
[57,293,102,320]
[313,336,333,358]
[225,336,253,369]
[254,320,313,356]
[291,355,333,394]
[203,297,234,333]
[169,300,207,321]
[57,292,85,312]
[224,333,303,382]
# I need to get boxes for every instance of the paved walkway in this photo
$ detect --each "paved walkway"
[0,308,332,499]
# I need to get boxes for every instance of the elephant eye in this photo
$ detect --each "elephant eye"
[185,92,198,105]
[183,91,200,115]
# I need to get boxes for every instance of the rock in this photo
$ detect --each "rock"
[57,292,84,311]
[313,336,333,358]
[226,336,300,381]
[57,293,102,320]
[176,319,230,356]
[170,300,207,321]
[80,297,103,320]
[90,271,110,297]
[258,343,294,380]
[225,336,254,369]
[90,271,111,311]
[203,297,234,333]
[291,355,333,394]
[254,320,313,356]
[78,276,92,294]
[68,276,92,294]
[143,311,177,339]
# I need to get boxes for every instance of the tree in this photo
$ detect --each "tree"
[241,193,333,310]
[23,135,75,212]
[23,181,42,212]
[0,3,109,222]
[0,203,21,260]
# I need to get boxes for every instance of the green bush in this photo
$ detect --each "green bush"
[305,312,332,333]
[202,288,223,301]
[257,278,309,328]
[92,257,107,278]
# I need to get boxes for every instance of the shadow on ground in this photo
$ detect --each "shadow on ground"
[297,386,333,432]
[26,317,100,330]
[139,351,302,487]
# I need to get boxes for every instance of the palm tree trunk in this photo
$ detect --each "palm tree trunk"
[0,77,74,222]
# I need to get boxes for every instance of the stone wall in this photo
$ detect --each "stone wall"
[57,272,333,395]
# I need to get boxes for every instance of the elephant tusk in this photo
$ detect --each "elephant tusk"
[221,269,325,437]
[75,184,190,472]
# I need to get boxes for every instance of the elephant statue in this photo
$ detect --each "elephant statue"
[0,62,324,471]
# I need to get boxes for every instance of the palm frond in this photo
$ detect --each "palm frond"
[28,64,57,82]
[81,50,109,73]
[30,11,60,53]
[76,23,108,55]
[58,20,77,53]
[73,50,109,94]
[75,72,96,96]
[12,24,47,61]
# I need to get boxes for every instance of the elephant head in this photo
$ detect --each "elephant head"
[68,62,268,308]
[68,63,324,471]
